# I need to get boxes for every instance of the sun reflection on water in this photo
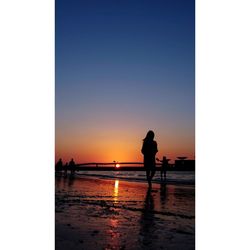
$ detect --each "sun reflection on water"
[113,180,119,203]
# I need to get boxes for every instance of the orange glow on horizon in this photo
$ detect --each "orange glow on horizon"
[55,128,194,163]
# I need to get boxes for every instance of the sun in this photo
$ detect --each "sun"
[115,163,120,168]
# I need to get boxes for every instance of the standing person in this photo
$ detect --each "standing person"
[69,158,76,175]
[55,158,63,172]
[63,162,68,177]
[141,130,158,187]
[157,156,168,180]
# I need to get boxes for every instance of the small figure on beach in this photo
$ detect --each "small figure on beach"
[55,158,63,172]
[157,156,168,180]
[141,130,158,188]
[63,162,68,177]
[69,158,76,175]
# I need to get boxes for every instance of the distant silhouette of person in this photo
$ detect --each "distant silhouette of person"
[55,158,63,172]
[69,158,76,175]
[141,130,158,187]
[63,162,68,177]
[157,156,168,180]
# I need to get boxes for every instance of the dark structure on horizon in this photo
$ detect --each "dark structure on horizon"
[55,159,195,172]
[174,157,195,171]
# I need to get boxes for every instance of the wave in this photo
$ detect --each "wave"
[75,172,195,185]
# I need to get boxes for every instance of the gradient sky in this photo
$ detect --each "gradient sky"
[56,0,195,163]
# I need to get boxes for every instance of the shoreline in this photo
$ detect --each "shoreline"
[75,172,195,186]
[55,171,195,186]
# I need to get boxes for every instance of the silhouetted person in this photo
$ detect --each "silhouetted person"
[63,162,68,177]
[55,158,63,172]
[141,130,158,187]
[69,158,76,175]
[157,156,168,180]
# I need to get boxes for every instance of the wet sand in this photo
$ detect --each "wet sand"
[55,175,195,250]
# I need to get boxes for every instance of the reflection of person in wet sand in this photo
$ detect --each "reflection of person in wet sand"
[160,182,167,209]
[139,188,156,248]
[141,130,158,187]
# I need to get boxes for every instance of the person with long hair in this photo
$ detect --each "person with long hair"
[141,130,158,187]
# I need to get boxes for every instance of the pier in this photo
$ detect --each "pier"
[55,161,195,171]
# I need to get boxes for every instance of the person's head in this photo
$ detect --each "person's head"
[163,156,167,160]
[144,130,155,141]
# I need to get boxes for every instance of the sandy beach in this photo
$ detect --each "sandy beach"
[55,175,195,250]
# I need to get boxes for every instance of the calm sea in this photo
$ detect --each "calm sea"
[74,170,195,185]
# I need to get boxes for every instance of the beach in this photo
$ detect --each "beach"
[55,174,195,250]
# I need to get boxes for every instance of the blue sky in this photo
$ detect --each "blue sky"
[55,0,195,162]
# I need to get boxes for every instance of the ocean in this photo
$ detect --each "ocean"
[74,170,195,185]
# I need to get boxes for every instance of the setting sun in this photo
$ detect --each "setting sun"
[115,164,120,168]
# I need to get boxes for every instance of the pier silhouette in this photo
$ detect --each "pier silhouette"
[55,161,195,171]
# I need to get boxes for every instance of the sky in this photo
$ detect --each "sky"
[55,0,195,164]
